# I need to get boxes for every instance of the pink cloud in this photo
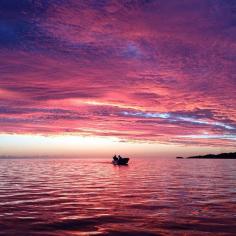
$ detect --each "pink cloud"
[0,0,235,150]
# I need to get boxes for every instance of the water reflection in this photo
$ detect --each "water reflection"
[0,158,236,235]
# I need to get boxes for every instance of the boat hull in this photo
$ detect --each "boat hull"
[112,158,129,165]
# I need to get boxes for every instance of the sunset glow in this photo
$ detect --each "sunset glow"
[1,2,236,234]
[0,0,235,157]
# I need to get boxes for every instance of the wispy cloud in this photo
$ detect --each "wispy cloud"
[122,110,235,130]
[178,134,236,141]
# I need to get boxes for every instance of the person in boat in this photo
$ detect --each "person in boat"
[113,155,118,161]
[118,155,122,161]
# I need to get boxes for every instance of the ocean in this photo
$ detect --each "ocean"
[0,158,236,235]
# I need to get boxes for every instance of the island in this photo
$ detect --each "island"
[176,152,236,159]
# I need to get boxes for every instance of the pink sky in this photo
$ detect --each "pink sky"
[0,1,235,157]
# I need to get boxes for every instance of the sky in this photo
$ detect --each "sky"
[0,0,235,158]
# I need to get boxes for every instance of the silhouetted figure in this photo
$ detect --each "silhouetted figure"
[118,155,122,161]
[113,155,118,161]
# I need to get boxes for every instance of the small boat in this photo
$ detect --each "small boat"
[112,156,129,165]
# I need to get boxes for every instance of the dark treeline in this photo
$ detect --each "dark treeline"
[188,152,236,159]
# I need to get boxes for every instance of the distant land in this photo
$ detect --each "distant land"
[177,152,236,159]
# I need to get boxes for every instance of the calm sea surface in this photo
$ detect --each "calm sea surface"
[0,158,236,236]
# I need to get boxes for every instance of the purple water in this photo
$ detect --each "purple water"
[0,158,236,235]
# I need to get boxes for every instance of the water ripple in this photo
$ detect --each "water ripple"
[0,158,236,235]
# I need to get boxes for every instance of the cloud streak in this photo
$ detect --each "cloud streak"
[121,110,235,130]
